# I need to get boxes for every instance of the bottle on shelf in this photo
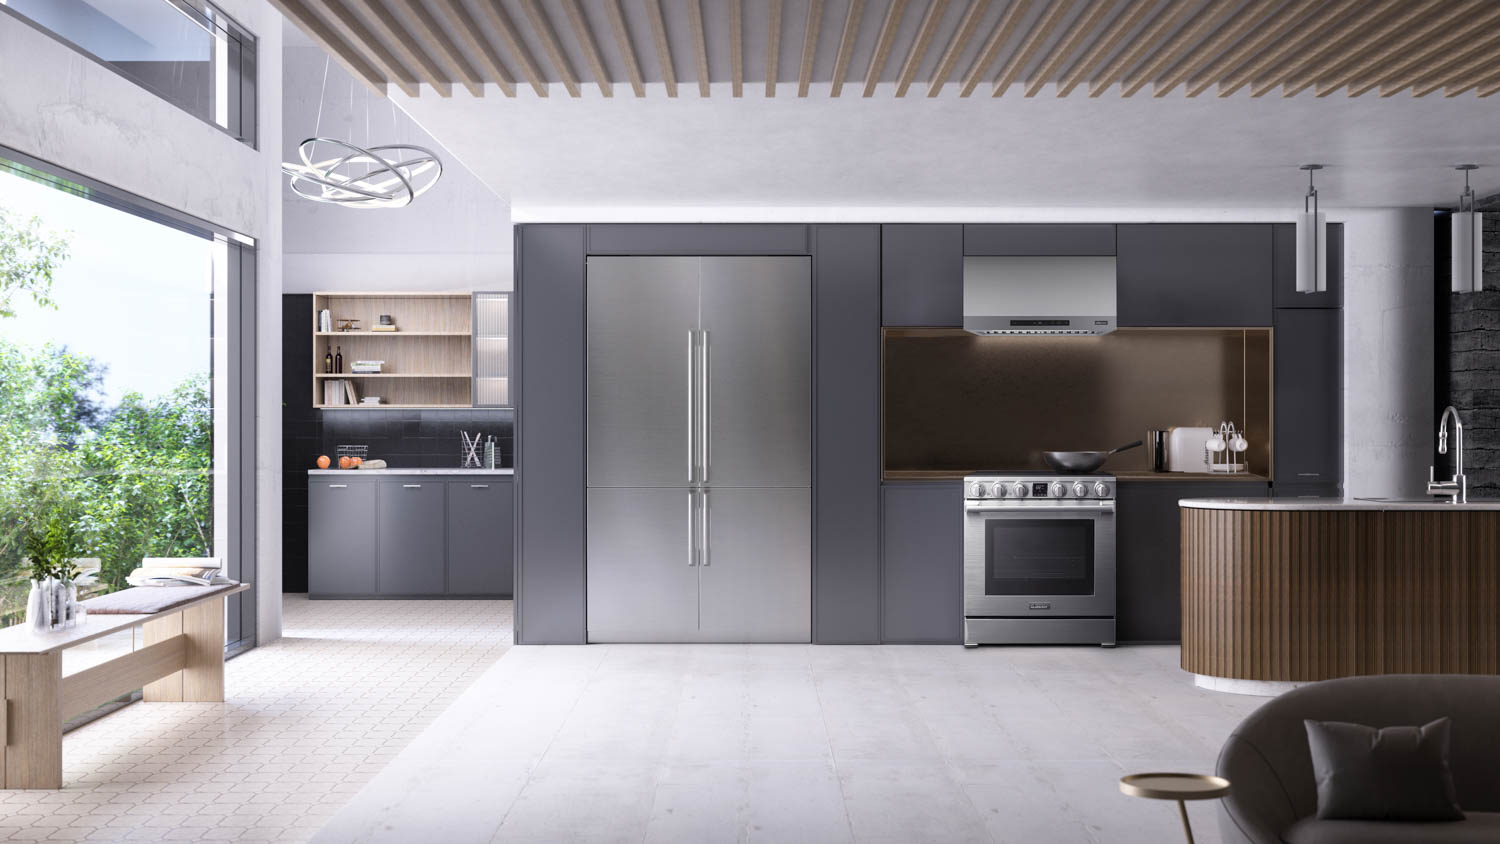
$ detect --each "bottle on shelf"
[324,348,333,374]
[334,346,343,374]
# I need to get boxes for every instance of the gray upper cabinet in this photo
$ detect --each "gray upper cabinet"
[1272,222,1344,308]
[1274,309,1342,487]
[963,224,1116,256]
[447,480,514,596]
[587,224,809,255]
[882,224,963,326]
[1117,224,1274,327]
[377,480,446,596]
[881,482,963,644]
[308,480,376,596]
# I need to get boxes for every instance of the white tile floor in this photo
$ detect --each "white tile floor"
[0,595,513,843]
[317,643,1267,844]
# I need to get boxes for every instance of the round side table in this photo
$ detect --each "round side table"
[1119,772,1231,844]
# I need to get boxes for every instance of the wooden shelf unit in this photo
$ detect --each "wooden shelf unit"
[313,293,474,409]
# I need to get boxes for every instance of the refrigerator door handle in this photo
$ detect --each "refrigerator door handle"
[688,489,698,566]
[687,329,697,483]
[701,489,711,567]
[701,330,711,483]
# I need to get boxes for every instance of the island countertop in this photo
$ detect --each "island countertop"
[1180,496,1500,511]
[308,468,513,476]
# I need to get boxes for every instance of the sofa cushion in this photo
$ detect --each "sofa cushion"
[1283,811,1500,844]
[1304,718,1463,821]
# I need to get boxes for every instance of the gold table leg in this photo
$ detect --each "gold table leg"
[1177,799,1195,844]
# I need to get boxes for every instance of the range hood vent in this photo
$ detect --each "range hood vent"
[963,256,1117,336]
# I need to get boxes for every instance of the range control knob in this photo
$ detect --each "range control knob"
[1072,481,1090,498]
[969,482,987,498]
[1011,482,1030,498]
[990,482,1009,498]
[1093,481,1113,499]
[1048,481,1066,498]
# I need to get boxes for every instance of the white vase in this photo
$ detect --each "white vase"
[25,580,47,632]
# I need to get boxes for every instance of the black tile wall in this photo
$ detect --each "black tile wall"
[281,294,513,592]
[1444,207,1500,498]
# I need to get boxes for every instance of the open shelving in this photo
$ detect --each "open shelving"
[313,292,474,409]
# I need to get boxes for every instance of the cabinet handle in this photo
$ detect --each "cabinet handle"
[402,484,422,488]
[470,484,489,489]
[328,484,347,489]
[687,329,696,483]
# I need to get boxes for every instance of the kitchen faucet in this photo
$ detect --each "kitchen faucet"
[1426,406,1467,504]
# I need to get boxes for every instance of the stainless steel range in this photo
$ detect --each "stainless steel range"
[963,472,1116,647]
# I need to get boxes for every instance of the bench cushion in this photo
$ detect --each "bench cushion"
[1284,811,1500,844]
[80,583,239,615]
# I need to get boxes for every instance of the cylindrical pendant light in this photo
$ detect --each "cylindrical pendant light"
[1295,164,1326,294]
[1453,165,1483,294]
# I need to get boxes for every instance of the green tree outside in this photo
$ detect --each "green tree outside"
[0,208,214,625]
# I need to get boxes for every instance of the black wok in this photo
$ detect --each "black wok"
[1042,440,1143,473]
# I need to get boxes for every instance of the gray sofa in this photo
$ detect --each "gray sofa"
[1217,674,1500,844]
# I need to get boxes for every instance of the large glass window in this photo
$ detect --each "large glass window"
[0,153,251,646]
[0,0,256,145]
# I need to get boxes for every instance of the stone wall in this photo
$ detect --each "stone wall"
[1446,207,1500,496]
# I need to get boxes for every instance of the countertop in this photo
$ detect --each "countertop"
[1181,497,1500,511]
[308,468,513,476]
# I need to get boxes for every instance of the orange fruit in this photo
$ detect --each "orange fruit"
[316,455,330,469]
[351,457,363,467]
[339,456,352,469]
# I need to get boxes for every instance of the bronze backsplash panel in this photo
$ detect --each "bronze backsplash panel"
[883,328,1272,476]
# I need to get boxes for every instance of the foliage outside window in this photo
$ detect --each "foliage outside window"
[0,183,217,626]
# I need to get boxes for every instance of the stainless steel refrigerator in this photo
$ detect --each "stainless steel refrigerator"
[586,256,812,643]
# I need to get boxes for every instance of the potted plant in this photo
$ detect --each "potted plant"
[19,505,83,631]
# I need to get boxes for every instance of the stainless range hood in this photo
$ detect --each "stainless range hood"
[963,256,1117,335]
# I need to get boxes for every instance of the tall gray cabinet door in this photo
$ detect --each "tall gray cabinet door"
[308,481,376,595]
[377,481,446,595]
[447,481,514,596]
[587,257,702,487]
[1274,308,1342,486]
[881,483,963,643]
[700,257,813,488]
[697,488,812,643]
[587,488,700,642]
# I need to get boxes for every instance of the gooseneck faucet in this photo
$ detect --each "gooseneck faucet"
[1427,406,1467,504]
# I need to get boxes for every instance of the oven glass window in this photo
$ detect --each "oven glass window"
[983,519,1095,596]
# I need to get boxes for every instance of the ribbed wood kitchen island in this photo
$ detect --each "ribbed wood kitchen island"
[1179,499,1500,689]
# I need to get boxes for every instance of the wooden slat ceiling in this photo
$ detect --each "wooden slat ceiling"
[271,0,1500,100]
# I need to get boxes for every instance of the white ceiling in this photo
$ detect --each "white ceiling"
[388,81,1500,213]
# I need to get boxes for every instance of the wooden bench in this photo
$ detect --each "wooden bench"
[0,583,248,788]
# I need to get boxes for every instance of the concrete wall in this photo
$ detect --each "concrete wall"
[282,40,512,293]
[0,1,286,643]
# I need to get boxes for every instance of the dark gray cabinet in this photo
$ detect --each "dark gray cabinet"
[1116,481,1269,643]
[307,480,377,596]
[378,481,446,595]
[1274,308,1342,487]
[1273,222,1344,308]
[1117,224,1273,327]
[882,224,962,326]
[964,223,1116,256]
[447,481,515,596]
[881,482,963,644]
[309,474,514,598]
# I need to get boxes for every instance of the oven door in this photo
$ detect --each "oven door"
[963,504,1116,618]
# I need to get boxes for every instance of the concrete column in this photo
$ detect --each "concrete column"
[1341,208,1435,498]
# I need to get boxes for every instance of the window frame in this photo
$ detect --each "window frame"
[0,0,258,149]
[0,142,259,650]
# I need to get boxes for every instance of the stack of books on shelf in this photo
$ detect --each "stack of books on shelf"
[322,379,362,405]
[127,558,232,587]
[351,359,383,374]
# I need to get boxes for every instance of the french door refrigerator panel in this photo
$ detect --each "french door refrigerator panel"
[586,488,700,642]
[697,488,812,642]
[586,256,700,488]
[700,257,813,488]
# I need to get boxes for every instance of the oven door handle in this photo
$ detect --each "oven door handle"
[965,505,1115,514]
